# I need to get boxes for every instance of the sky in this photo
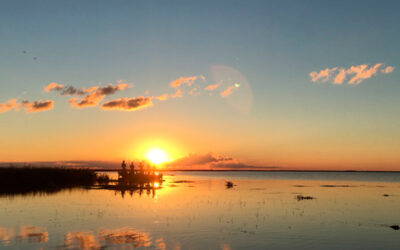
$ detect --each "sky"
[0,0,399,170]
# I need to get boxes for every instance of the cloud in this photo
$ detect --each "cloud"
[169,153,231,167]
[166,153,278,170]
[97,83,129,95]
[333,68,347,84]
[188,87,198,95]
[40,73,245,112]
[309,67,338,82]
[204,83,219,91]
[220,85,236,97]
[44,82,64,92]
[310,63,395,85]
[0,99,54,114]
[69,92,104,109]
[154,88,184,101]
[170,76,198,88]
[20,100,54,113]
[171,88,183,98]
[209,162,279,170]
[155,93,169,101]
[166,153,234,170]
[381,66,395,74]
[0,99,17,113]
[67,83,130,109]
[101,97,153,111]
[60,86,90,96]
[346,63,382,84]
[44,83,93,96]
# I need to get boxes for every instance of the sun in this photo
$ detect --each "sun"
[146,148,168,165]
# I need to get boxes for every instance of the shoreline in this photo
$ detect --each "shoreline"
[93,169,400,173]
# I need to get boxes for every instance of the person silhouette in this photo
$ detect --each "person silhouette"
[120,160,127,180]
[130,162,135,174]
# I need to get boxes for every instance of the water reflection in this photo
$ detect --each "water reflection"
[64,232,99,249]
[109,183,160,198]
[1,172,400,249]
[99,228,152,247]
[60,227,165,249]
[0,227,13,246]
[0,226,48,246]
[17,225,48,243]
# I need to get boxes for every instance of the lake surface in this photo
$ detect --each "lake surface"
[0,171,399,249]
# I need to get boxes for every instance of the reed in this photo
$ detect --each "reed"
[0,167,97,195]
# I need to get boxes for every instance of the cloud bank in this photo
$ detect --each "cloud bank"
[3,71,244,115]
[166,153,278,170]
[309,63,395,85]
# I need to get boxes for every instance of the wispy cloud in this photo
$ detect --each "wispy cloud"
[155,93,169,101]
[45,83,91,96]
[310,63,395,85]
[381,65,395,74]
[69,92,105,109]
[220,85,236,97]
[96,83,129,95]
[309,67,338,82]
[61,86,92,96]
[204,83,219,91]
[0,99,54,114]
[346,63,382,84]
[188,87,198,95]
[170,76,198,88]
[40,73,243,113]
[101,97,153,111]
[46,82,130,109]
[0,99,17,113]
[171,88,183,98]
[44,82,64,92]
[19,100,54,113]
[333,68,347,84]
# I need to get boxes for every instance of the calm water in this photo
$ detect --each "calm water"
[0,171,400,249]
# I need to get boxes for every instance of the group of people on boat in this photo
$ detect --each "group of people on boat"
[118,160,162,183]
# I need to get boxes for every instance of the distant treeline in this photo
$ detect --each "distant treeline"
[0,167,100,196]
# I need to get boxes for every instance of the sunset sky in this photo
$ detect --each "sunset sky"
[1,1,399,170]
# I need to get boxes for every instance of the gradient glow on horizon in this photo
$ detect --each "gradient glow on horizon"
[0,1,399,170]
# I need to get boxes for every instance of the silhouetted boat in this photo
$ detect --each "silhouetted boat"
[117,160,163,185]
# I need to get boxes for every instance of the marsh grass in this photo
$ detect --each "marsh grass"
[0,167,97,196]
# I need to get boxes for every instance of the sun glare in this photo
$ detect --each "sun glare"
[146,149,168,165]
